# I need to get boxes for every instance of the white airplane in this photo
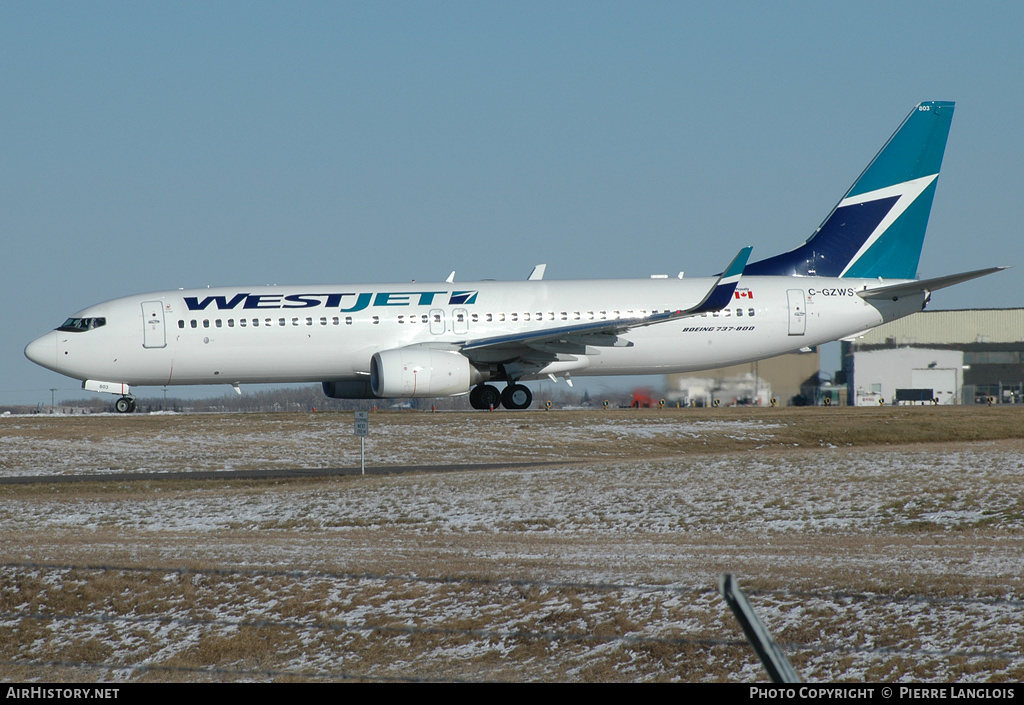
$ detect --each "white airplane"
[26,101,1003,412]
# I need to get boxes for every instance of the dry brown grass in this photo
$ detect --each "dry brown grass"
[2,407,1024,682]
[5,405,1024,476]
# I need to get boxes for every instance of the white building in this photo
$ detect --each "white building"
[850,348,964,406]
[842,309,1024,404]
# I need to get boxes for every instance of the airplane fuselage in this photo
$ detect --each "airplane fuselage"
[25,275,921,390]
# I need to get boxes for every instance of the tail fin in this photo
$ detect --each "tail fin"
[744,101,954,279]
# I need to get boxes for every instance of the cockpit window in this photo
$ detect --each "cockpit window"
[57,317,107,332]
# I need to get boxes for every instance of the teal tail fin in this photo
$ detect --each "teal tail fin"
[745,101,954,279]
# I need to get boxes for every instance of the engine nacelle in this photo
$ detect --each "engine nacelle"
[321,380,375,399]
[370,348,475,398]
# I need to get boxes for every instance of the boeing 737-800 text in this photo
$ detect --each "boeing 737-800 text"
[25,102,1002,411]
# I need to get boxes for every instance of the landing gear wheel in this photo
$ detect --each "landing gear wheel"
[469,384,501,410]
[115,396,136,414]
[501,383,532,410]
[479,384,501,410]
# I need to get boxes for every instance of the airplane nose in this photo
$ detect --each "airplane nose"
[25,333,57,370]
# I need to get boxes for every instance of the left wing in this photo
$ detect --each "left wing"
[455,247,752,366]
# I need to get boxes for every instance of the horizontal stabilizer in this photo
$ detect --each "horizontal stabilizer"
[857,266,1007,300]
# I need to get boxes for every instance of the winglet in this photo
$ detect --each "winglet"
[690,246,752,314]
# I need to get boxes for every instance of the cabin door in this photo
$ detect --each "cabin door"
[142,301,167,348]
[787,290,806,336]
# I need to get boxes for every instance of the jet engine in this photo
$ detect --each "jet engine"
[370,348,476,397]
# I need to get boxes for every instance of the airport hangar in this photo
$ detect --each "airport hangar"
[840,309,1024,406]
[665,309,1024,407]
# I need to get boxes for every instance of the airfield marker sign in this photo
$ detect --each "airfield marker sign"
[354,411,369,474]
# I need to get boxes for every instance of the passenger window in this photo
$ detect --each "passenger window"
[748,308,755,317]
[216,319,222,327]
[178,320,185,329]
[228,319,235,327]
[372,316,379,325]
[190,320,198,329]
[345,317,353,325]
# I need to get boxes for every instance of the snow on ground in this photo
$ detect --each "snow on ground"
[0,413,781,475]
[1,412,1023,681]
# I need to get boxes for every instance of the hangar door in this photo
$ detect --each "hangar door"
[911,368,957,405]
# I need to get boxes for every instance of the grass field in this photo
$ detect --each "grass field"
[1,406,1023,682]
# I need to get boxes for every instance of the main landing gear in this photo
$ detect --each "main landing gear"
[114,396,137,413]
[469,383,533,410]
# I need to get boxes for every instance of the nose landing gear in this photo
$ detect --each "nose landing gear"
[114,396,137,413]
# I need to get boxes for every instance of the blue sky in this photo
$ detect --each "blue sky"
[4,2,1022,405]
